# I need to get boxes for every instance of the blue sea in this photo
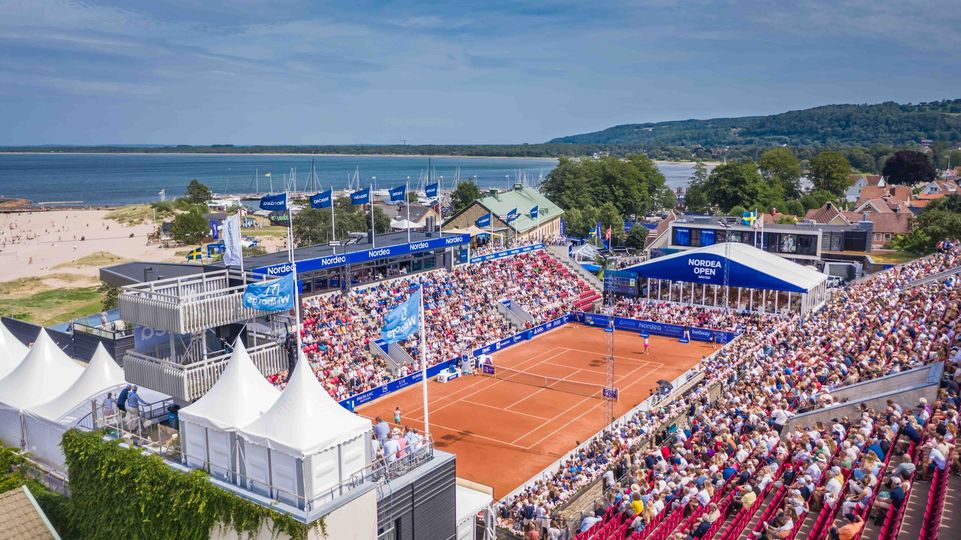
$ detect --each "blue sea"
[0,153,698,205]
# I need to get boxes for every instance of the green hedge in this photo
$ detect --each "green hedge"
[61,430,317,540]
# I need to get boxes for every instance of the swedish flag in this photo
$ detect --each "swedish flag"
[185,247,203,261]
[741,211,757,227]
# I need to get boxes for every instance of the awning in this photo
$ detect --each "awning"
[623,242,827,293]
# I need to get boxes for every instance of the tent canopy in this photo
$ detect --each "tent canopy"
[26,343,124,423]
[0,329,84,410]
[0,321,29,380]
[623,242,827,294]
[239,352,371,458]
[179,340,280,432]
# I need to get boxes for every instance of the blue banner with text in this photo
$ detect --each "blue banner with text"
[469,242,545,264]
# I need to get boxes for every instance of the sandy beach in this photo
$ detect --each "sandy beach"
[0,209,184,282]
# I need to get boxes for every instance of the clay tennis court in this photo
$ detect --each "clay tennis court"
[357,323,713,497]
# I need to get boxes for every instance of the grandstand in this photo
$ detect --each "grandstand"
[2,234,959,540]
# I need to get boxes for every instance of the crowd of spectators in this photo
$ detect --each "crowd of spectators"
[610,299,763,333]
[499,247,961,539]
[268,250,596,400]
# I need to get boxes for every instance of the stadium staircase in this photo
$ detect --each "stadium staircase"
[546,246,604,292]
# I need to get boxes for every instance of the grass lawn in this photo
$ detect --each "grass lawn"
[105,204,154,225]
[0,285,103,326]
[869,251,917,265]
[53,251,127,269]
[243,226,288,237]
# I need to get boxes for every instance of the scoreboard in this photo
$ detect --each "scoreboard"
[604,269,639,297]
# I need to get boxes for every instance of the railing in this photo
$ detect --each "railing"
[72,322,133,339]
[123,341,286,402]
[118,268,276,334]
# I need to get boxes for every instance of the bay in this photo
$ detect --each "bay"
[0,153,697,206]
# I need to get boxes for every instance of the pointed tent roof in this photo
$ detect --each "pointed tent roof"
[623,242,827,293]
[238,352,371,457]
[0,321,29,380]
[179,340,280,432]
[26,343,125,423]
[0,330,84,410]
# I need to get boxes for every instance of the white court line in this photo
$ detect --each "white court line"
[461,399,553,421]
[512,360,661,449]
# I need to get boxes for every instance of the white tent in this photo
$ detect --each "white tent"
[389,218,424,231]
[22,343,125,471]
[238,353,372,510]
[178,340,280,482]
[0,330,84,448]
[0,320,29,380]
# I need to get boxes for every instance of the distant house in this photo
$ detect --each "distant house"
[855,185,911,208]
[805,201,912,249]
[442,183,564,243]
[917,179,960,200]
[381,202,441,231]
[846,174,885,202]
[804,201,851,226]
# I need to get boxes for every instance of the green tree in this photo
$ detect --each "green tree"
[185,179,212,204]
[703,161,766,213]
[808,151,851,197]
[759,148,802,198]
[98,282,120,310]
[541,154,669,218]
[450,180,482,214]
[595,202,625,241]
[170,210,209,245]
[625,224,649,249]
[881,150,937,185]
[892,209,961,254]
[845,148,877,173]
[799,189,840,211]
[782,199,805,217]
[293,199,390,246]
[683,161,711,213]
[927,194,961,213]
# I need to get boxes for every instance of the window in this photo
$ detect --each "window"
[673,227,691,246]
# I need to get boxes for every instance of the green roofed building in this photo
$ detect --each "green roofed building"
[443,183,564,243]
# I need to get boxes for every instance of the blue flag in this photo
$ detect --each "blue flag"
[381,288,421,343]
[504,208,518,222]
[530,205,539,218]
[351,187,370,205]
[310,190,332,208]
[475,212,492,228]
[389,185,406,203]
[242,274,295,312]
[260,192,287,211]
[425,183,439,198]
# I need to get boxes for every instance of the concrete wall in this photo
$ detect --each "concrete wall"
[827,363,942,405]
[783,383,940,435]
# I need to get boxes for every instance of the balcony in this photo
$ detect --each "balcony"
[123,340,287,402]
[119,269,277,334]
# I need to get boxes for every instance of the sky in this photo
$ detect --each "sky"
[0,0,959,146]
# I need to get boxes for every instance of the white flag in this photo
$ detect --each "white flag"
[223,214,244,268]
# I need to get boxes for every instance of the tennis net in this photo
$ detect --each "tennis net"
[480,363,613,398]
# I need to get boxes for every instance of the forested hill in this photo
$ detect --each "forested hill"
[549,99,961,147]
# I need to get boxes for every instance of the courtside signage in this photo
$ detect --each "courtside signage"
[253,234,471,275]
[576,312,738,344]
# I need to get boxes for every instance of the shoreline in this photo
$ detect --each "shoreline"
[0,151,560,161]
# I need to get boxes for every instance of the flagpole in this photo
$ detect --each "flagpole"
[369,184,376,248]
[330,185,336,254]
[286,192,303,353]
[419,289,430,438]
[406,177,411,244]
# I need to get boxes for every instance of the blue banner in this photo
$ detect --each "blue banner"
[425,182,439,198]
[253,234,472,276]
[310,190,332,208]
[351,187,370,205]
[560,217,566,237]
[259,193,287,211]
[242,274,295,312]
[389,185,406,203]
[469,243,544,263]
[475,212,492,228]
[700,229,715,246]
[574,312,738,344]
[504,208,518,222]
[381,289,421,343]
[530,205,539,218]
[209,220,220,240]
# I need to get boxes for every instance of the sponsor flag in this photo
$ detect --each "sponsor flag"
[209,220,220,240]
[380,288,422,343]
[242,273,295,312]
[560,217,566,237]
[222,214,243,267]
[389,184,406,203]
[310,189,332,208]
[595,222,603,239]
[351,187,370,205]
[185,247,203,261]
[260,192,287,211]
[425,182,439,198]
[529,205,539,218]
[475,212,492,228]
[504,207,518,222]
